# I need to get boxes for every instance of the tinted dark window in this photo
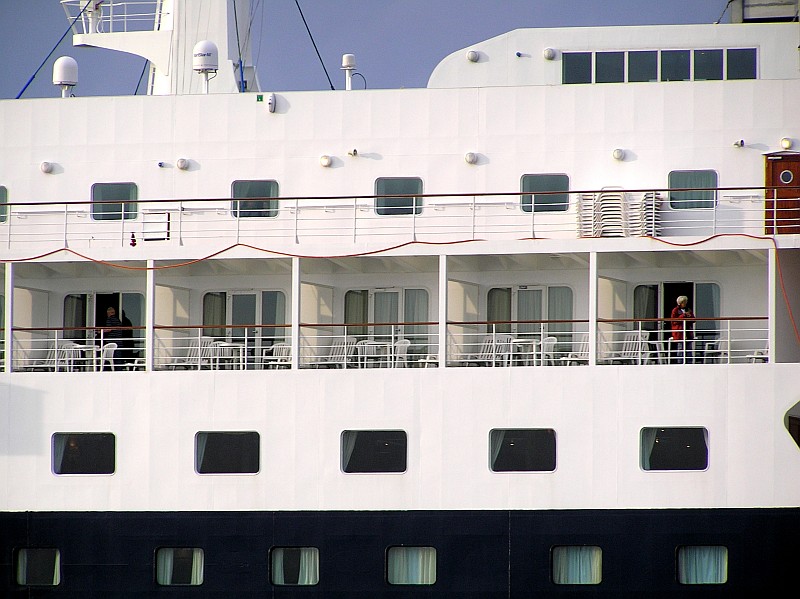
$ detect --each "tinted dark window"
[91,182,137,220]
[232,179,279,217]
[16,548,61,586]
[52,432,115,474]
[661,50,690,81]
[562,52,592,84]
[641,427,708,471]
[195,431,260,474]
[0,185,7,223]
[490,429,556,472]
[375,178,422,215]
[694,49,723,80]
[341,430,407,473]
[628,51,657,82]
[727,48,757,80]
[595,52,624,83]
[521,174,569,213]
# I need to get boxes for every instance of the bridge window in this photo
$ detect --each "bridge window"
[562,52,592,84]
[661,50,690,81]
[694,49,723,80]
[521,174,569,213]
[0,185,7,222]
[595,52,624,83]
[375,177,422,215]
[668,170,717,209]
[91,182,137,220]
[232,179,279,218]
[727,48,757,79]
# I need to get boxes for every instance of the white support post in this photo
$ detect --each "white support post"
[768,247,776,362]
[438,254,448,368]
[588,251,598,366]
[291,256,301,369]
[145,259,155,371]
[4,262,13,372]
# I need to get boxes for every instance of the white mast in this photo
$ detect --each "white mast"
[66,0,259,95]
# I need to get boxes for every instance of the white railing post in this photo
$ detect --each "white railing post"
[471,195,476,239]
[63,204,69,246]
[352,198,358,242]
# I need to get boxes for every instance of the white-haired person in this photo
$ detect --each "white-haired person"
[669,295,694,363]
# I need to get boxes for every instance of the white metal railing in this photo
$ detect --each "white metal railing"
[61,1,164,34]
[598,318,769,365]
[4,317,772,372]
[1,189,798,250]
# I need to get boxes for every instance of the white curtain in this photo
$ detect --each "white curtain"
[552,545,602,584]
[387,546,436,585]
[517,289,542,336]
[272,547,319,585]
[547,286,573,340]
[195,433,208,473]
[678,545,727,584]
[374,291,398,339]
[156,548,203,585]
[404,289,429,352]
[341,431,358,472]
[53,434,68,474]
[489,430,507,470]
[640,428,658,470]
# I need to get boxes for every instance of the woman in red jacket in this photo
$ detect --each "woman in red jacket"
[670,295,694,363]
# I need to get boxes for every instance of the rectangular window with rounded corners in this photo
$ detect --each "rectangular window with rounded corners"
[91,182,137,220]
[341,430,407,473]
[727,48,756,80]
[195,431,259,474]
[271,547,319,586]
[693,49,723,81]
[0,185,7,222]
[595,52,624,83]
[375,177,422,216]
[628,50,657,82]
[16,548,61,586]
[521,174,569,213]
[387,546,436,585]
[641,427,708,471]
[677,545,728,584]
[661,50,690,81]
[668,170,717,209]
[52,432,115,475]
[156,548,204,586]
[490,428,556,472]
[231,179,279,218]
[562,52,591,84]
[552,545,602,585]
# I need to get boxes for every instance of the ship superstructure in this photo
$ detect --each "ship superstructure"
[1,0,799,595]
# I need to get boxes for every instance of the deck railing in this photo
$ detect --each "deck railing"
[4,316,771,372]
[62,1,164,34]
[0,187,797,250]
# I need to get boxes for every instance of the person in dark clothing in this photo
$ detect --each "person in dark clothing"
[102,306,124,369]
[120,310,134,365]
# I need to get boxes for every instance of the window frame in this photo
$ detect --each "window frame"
[15,548,61,587]
[270,546,320,586]
[194,431,260,474]
[386,546,437,586]
[91,182,138,221]
[489,428,557,472]
[562,52,592,84]
[52,432,116,475]
[231,179,279,218]
[155,547,204,586]
[340,429,408,474]
[374,177,423,216]
[640,427,709,472]
[551,545,602,585]
[520,174,570,213]
[677,545,728,584]
[668,170,718,210]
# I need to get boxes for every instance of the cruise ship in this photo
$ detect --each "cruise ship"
[1,0,799,595]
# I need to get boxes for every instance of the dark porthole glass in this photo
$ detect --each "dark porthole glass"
[52,432,115,475]
[341,430,407,473]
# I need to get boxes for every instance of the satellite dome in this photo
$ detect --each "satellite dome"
[53,56,78,86]
[192,40,219,73]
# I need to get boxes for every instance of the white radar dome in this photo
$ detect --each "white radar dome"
[192,40,219,72]
[53,56,78,86]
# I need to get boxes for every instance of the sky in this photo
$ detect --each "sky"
[0,1,731,100]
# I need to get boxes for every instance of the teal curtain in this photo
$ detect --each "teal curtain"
[678,546,727,584]
[387,547,436,585]
[552,546,602,584]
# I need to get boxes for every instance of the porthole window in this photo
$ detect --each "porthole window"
[779,170,793,185]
